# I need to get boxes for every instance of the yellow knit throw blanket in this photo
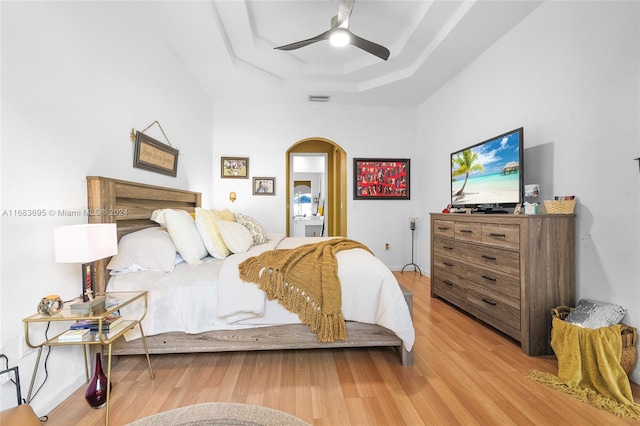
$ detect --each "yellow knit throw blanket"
[238,238,371,343]
[530,318,640,420]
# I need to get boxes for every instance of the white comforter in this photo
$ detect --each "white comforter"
[108,234,414,351]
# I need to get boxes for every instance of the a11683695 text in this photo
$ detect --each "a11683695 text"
[2,208,128,217]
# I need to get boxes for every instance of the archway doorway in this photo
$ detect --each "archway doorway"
[286,138,347,237]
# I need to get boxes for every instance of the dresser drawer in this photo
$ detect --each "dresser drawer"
[481,224,519,250]
[466,244,520,277]
[433,237,467,262]
[467,263,520,300]
[454,222,481,243]
[466,285,520,332]
[433,219,455,239]
[433,252,467,278]
[432,272,467,307]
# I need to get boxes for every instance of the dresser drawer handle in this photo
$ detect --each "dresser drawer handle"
[442,245,454,250]
[459,229,473,234]
[443,280,454,287]
[489,233,506,238]
[443,262,454,267]
[437,226,450,231]
[481,298,497,306]
[481,255,497,261]
[482,275,497,282]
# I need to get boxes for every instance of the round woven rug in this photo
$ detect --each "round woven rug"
[126,402,311,426]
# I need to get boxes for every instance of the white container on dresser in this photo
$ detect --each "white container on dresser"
[430,213,576,356]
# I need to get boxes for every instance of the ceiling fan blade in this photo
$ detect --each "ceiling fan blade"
[336,0,355,27]
[349,32,390,61]
[274,29,332,51]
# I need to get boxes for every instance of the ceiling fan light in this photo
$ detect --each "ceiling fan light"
[329,30,350,47]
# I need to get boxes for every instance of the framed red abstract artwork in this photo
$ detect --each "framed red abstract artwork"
[353,158,410,200]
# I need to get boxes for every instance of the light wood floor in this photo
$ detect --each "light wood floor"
[45,272,639,425]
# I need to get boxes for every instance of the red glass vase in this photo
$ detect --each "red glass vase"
[85,353,111,409]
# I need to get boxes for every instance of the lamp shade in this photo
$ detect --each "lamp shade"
[54,223,118,263]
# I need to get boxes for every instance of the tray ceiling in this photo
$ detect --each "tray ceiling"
[141,0,542,107]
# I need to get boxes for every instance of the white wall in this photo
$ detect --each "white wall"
[416,1,640,382]
[211,102,418,268]
[0,2,213,415]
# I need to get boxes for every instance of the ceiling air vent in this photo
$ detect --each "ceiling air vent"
[308,95,331,103]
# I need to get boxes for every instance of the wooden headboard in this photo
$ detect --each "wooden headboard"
[86,176,202,292]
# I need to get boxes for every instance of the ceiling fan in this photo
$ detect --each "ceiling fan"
[274,0,390,61]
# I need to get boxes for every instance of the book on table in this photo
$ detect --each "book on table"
[58,328,92,342]
[88,319,134,341]
[70,314,123,332]
[102,320,133,339]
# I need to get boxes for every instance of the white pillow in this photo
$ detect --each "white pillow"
[164,209,208,265]
[194,208,234,259]
[107,227,177,273]
[234,213,268,245]
[218,220,254,254]
[150,209,167,225]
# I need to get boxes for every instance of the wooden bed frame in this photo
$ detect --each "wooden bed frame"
[87,176,413,366]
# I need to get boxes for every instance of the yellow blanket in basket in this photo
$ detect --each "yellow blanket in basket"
[550,318,640,418]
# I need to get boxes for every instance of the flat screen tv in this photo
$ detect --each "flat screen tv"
[450,127,523,212]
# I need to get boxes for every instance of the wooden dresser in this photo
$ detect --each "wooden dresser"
[430,213,575,356]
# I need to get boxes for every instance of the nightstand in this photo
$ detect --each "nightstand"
[23,291,154,425]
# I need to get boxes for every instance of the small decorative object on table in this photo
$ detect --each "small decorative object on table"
[523,202,538,215]
[37,295,64,316]
[86,353,111,409]
[524,184,540,198]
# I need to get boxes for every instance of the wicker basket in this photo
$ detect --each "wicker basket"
[543,200,576,214]
[551,306,638,375]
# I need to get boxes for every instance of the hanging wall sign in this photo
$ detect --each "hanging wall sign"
[133,130,179,177]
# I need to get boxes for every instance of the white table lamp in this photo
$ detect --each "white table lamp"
[54,223,117,302]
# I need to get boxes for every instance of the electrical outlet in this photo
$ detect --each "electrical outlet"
[385,243,389,250]
[19,337,34,358]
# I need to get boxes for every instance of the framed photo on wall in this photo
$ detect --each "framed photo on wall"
[353,158,410,200]
[221,157,249,178]
[253,177,275,195]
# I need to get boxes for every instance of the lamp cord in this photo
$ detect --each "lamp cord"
[29,322,51,404]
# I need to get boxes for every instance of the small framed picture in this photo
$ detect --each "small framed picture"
[253,177,275,195]
[221,157,249,178]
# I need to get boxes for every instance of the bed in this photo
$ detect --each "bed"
[87,176,414,366]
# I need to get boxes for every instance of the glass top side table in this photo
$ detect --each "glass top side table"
[23,291,155,425]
